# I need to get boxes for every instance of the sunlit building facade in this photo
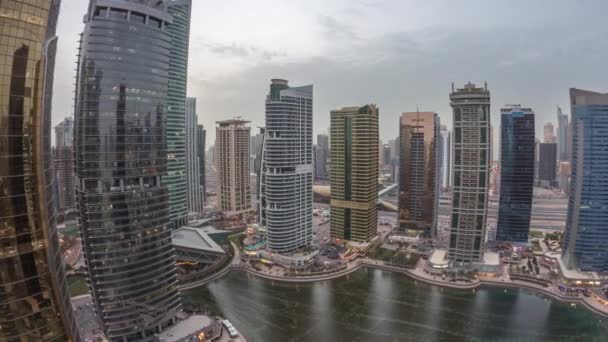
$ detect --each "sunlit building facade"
[398,111,440,237]
[0,1,80,340]
[330,105,379,242]
[74,1,181,340]
[496,105,535,243]
[216,119,251,216]
[448,82,491,264]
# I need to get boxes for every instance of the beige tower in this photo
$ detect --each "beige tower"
[330,105,379,243]
[216,119,252,216]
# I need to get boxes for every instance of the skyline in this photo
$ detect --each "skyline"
[53,0,608,146]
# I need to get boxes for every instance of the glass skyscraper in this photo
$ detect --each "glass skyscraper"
[165,0,192,228]
[0,1,80,340]
[562,88,608,272]
[74,1,181,340]
[260,79,313,253]
[448,82,491,264]
[186,98,204,214]
[496,105,535,243]
[398,111,440,237]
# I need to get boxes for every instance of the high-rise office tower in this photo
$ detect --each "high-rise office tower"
[398,112,440,236]
[562,88,608,272]
[250,132,264,175]
[0,1,80,340]
[165,0,192,228]
[448,82,491,264]
[216,119,252,216]
[439,125,451,189]
[260,79,313,253]
[382,144,391,167]
[198,124,206,202]
[389,138,400,165]
[496,105,535,243]
[186,98,204,213]
[54,117,77,212]
[543,122,556,143]
[557,106,569,161]
[74,2,181,340]
[330,105,379,242]
[538,143,557,184]
[315,133,329,181]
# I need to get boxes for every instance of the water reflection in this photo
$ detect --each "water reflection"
[183,269,607,342]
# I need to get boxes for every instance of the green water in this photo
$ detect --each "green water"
[182,268,608,342]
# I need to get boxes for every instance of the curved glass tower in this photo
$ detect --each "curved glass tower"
[0,1,80,340]
[165,0,192,227]
[260,79,313,253]
[74,1,181,340]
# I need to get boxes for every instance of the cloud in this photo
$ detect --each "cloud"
[202,42,286,61]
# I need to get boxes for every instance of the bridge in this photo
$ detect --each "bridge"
[313,183,399,212]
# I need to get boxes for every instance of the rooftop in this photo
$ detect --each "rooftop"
[156,315,211,342]
[172,227,225,254]
[429,250,449,266]
[483,252,500,266]
[557,257,602,281]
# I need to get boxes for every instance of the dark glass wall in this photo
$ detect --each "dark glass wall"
[496,107,535,243]
[74,2,181,340]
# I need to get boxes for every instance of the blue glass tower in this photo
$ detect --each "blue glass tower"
[496,105,535,243]
[562,88,608,272]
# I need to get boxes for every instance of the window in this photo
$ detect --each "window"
[110,8,128,20]
[149,17,162,29]
[94,7,108,18]
[131,12,146,24]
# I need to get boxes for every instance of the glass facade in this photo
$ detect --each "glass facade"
[165,0,192,228]
[186,98,204,213]
[398,112,440,237]
[74,1,181,340]
[562,88,608,272]
[0,0,80,340]
[260,80,314,253]
[330,105,379,242]
[496,105,535,243]
[448,82,491,264]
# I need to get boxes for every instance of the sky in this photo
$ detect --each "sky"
[53,0,608,149]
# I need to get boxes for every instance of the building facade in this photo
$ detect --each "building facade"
[74,2,181,340]
[538,143,557,183]
[448,82,491,264]
[496,105,535,243]
[164,0,192,228]
[330,105,379,242]
[562,88,608,272]
[557,106,569,161]
[398,112,440,236]
[186,98,204,214]
[197,124,206,202]
[215,119,251,216]
[0,1,80,340]
[54,116,77,212]
[260,79,313,253]
[543,122,556,143]
[315,133,329,181]
[440,125,451,189]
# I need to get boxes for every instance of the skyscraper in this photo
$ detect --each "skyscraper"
[315,133,329,181]
[260,79,313,253]
[398,111,440,236]
[557,106,569,161]
[448,82,491,264]
[496,105,535,243]
[330,105,379,242]
[186,98,204,214]
[543,122,556,143]
[165,0,192,228]
[74,2,181,340]
[562,88,608,272]
[198,124,206,202]
[216,119,252,216]
[54,116,77,212]
[439,125,451,189]
[0,1,80,340]
[538,143,557,184]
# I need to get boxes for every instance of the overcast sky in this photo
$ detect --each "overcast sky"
[53,0,608,148]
